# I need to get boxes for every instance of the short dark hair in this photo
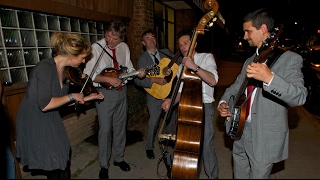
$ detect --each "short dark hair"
[177,29,193,40]
[243,8,274,32]
[142,29,156,40]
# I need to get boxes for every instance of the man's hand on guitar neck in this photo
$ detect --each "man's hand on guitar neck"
[151,77,167,86]
[137,68,146,78]
[246,62,273,84]
[218,102,231,117]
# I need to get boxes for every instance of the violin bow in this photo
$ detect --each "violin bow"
[74,42,107,110]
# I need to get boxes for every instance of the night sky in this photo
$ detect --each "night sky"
[217,0,317,41]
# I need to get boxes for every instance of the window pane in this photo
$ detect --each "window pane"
[0,9,18,27]
[17,11,33,28]
[155,18,165,49]
[168,23,174,52]
[10,68,27,83]
[33,13,47,29]
[71,19,80,32]
[21,30,36,47]
[167,8,174,23]
[38,48,51,60]
[7,49,24,67]
[154,1,164,19]
[24,49,39,65]
[47,15,59,30]
[3,29,21,47]
[59,17,70,31]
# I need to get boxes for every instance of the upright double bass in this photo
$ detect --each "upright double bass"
[170,0,222,178]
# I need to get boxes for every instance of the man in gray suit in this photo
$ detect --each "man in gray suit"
[134,29,178,159]
[218,8,307,178]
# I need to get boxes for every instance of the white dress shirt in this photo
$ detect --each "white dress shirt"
[83,38,135,87]
[177,52,219,103]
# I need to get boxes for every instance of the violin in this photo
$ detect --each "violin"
[65,66,99,96]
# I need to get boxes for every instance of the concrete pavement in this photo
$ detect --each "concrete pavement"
[22,59,320,179]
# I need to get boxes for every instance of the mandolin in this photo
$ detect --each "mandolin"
[99,64,160,90]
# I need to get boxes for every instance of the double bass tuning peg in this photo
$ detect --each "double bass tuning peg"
[206,17,217,28]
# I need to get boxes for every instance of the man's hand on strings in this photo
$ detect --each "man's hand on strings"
[182,56,197,71]
[218,102,231,117]
[108,77,122,88]
[246,62,273,83]
[152,78,167,85]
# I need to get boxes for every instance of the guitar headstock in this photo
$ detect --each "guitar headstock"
[259,24,284,53]
[255,24,284,63]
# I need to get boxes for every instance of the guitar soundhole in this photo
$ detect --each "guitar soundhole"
[162,66,171,76]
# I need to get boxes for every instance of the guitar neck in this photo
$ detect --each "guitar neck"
[119,70,139,79]
[166,50,181,68]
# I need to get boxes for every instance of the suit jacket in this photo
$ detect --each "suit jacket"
[134,49,174,107]
[220,50,307,164]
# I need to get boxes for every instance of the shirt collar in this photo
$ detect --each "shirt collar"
[148,50,158,56]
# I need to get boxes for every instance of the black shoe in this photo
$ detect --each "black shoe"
[99,168,109,179]
[146,149,155,159]
[113,161,130,171]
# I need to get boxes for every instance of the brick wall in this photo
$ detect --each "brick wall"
[131,0,154,67]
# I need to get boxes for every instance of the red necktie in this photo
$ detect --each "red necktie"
[111,49,119,69]
[245,80,255,119]
[110,48,122,90]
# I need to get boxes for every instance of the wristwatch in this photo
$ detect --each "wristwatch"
[194,66,201,73]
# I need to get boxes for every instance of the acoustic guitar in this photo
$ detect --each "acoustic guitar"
[99,64,160,90]
[144,51,181,99]
[225,25,284,140]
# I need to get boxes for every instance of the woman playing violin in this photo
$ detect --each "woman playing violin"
[15,32,104,179]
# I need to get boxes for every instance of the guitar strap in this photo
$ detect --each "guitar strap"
[96,42,120,68]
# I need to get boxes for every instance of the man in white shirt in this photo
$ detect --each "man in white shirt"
[161,29,219,179]
[84,20,145,179]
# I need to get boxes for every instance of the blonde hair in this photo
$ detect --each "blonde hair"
[50,32,92,57]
